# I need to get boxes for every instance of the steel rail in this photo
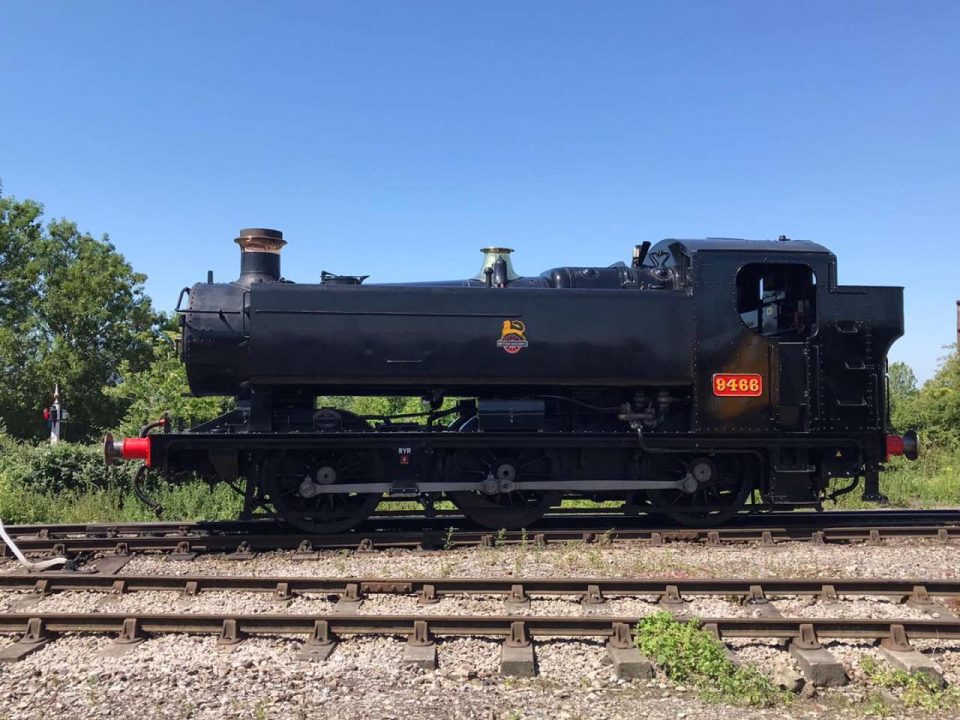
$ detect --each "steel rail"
[1,612,959,643]
[3,524,958,558]
[5,509,960,540]
[7,574,960,601]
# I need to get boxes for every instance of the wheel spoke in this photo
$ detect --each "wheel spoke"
[645,454,750,527]
[263,446,382,534]
[448,448,560,530]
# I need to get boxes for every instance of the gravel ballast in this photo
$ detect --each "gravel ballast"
[74,536,960,581]
[1,538,959,719]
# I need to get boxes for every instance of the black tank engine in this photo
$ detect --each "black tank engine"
[106,228,918,530]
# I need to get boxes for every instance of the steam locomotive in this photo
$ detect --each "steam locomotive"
[105,228,918,530]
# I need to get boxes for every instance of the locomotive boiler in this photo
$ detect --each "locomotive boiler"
[105,228,918,530]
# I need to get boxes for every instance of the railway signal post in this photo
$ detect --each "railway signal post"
[43,385,67,444]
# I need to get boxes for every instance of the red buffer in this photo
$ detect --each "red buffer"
[103,434,153,467]
[885,430,919,461]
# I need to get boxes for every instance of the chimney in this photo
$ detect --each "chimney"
[235,228,286,284]
[475,247,519,285]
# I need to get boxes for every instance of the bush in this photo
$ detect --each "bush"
[833,445,960,509]
[892,348,960,452]
[0,452,242,526]
[0,429,243,524]
[634,612,789,707]
[0,435,133,523]
[0,441,134,495]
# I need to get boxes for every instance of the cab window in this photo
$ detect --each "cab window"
[737,263,816,339]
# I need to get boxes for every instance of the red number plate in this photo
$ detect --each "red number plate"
[713,373,763,397]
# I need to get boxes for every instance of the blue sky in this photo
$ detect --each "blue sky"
[1,1,957,380]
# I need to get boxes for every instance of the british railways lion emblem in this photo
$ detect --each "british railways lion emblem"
[497,320,529,355]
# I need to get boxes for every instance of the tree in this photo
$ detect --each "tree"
[105,319,233,438]
[0,192,160,440]
[891,348,960,450]
[887,360,918,418]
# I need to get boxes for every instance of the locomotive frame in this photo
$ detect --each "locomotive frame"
[105,229,918,530]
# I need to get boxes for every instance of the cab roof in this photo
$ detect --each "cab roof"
[656,237,833,256]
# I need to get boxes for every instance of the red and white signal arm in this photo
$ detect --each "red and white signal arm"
[712,373,763,397]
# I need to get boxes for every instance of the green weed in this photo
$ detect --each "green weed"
[634,612,790,708]
[585,548,605,571]
[628,552,713,578]
[860,655,960,712]
[559,499,623,509]
[862,690,895,717]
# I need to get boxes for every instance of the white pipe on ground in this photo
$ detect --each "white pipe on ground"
[0,519,68,571]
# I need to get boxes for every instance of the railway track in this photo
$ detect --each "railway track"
[8,508,960,538]
[4,514,957,690]
[0,609,955,683]
[1,571,956,684]
[3,517,958,560]
[6,573,960,609]
[1,612,957,644]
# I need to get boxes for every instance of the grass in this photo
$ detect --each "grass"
[560,498,623,509]
[859,655,960,714]
[626,550,714,578]
[375,498,622,513]
[833,450,960,510]
[0,478,243,524]
[634,612,791,708]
